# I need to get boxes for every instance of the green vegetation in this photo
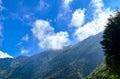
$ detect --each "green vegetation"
[101,11,120,74]
[88,11,120,79]
[87,63,120,79]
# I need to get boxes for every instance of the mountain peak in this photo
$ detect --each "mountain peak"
[0,51,13,59]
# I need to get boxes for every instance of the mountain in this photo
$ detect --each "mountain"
[0,32,104,79]
[0,51,13,59]
[41,32,104,79]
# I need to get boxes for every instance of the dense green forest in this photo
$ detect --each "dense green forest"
[87,63,120,79]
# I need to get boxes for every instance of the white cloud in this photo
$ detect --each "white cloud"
[61,0,73,13]
[0,50,13,58]
[22,34,29,41]
[21,49,29,54]
[92,0,103,9]
[57,0,73,28]
[32,19,70,50]
[70,0,113,41]
[63,0,73,9]
[70,9,85,27]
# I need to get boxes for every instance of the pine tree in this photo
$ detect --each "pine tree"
[101,11,120,74]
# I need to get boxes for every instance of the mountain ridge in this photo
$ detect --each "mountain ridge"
[0,32,104,79]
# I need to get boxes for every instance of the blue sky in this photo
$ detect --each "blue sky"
[0,0,119,58]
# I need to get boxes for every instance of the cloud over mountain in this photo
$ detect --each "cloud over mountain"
[70,0,113,41]
[0,0,118,56]
[32,19,70,50]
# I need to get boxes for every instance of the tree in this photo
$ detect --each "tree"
[101,11,120,74]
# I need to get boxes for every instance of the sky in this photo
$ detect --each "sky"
[0,0,120,58]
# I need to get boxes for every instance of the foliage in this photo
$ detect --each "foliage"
[87,63,120,79]
[101,11,120,74]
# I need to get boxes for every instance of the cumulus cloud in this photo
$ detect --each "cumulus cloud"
[70,9,85,27]
[70,0,113,41]
[32,19,70,50]
[0,50,13,58]
[22,34,29,41]
[57,0,73,29]
[21,49,29,54]
[63,0,73,9]
[61,0,73,14]
[92,0,103,8]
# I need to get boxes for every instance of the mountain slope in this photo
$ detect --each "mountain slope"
[0,32,104,79]
[42,32,104,79]
[87,63,120,79]
[9,48,71,79]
